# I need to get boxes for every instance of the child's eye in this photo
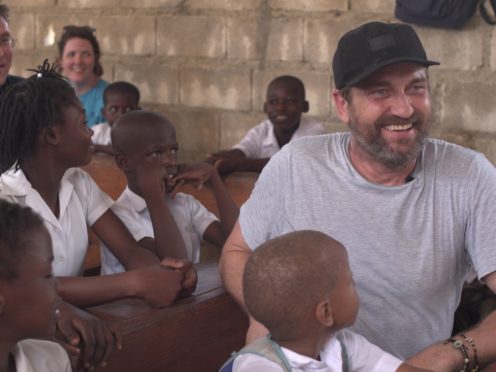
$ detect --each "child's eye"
[171,148,178,155]
[151,150,161,157]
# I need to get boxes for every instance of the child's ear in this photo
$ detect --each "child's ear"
[0,294,4,316]
[332,89,350,123]
[315,299,334,327]
[115,153,130,172]
[263,102,268,114]
[302,100,309,113]
[43,125,61,146]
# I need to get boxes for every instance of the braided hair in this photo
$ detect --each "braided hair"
[0,200,44,280]
[0,59,78,174]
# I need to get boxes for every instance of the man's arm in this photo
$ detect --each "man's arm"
[219,219,269,342]
[407,271,496,371]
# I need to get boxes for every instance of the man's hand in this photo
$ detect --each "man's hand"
[56,301,121,371]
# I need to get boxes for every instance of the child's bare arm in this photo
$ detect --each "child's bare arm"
[57,265,184,308]
[172,162,239,244]
[207,149,270,174]
[134,159,188,259]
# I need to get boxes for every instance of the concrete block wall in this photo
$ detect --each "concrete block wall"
[5,0,496,164]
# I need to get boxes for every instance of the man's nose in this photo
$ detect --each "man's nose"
[390,93,414,118]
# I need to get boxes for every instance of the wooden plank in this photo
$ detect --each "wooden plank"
[89,262,248,372]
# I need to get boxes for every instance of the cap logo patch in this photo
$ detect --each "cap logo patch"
[369,34,396,51]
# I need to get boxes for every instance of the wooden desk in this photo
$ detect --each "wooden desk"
[89,262,248,372]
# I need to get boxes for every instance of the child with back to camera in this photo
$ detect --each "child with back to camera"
[99,110,239,275]
[0,200,71,372]
[0,61,196,371]
[207,75,325,174]
[92,81,141,155]
[221,230,433,372]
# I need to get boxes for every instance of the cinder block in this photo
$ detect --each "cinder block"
[350,0,395,13]
[227,18,260,60]
[266,17,303,62]
[36,15,93,51]
[429,129,473,149]
[165,110,221,155]
[473,136,496,166]
[157,16,225,58]
[441,82,496,133]
[414,26,483,70]
[270,0,347,11]
[4,0,54,6]
[179,68,251,110]
[115,64,178,105]
[253,70,331,118]
[10,13,35,50]
[491,29,496,71]
[10,52,57,77]
[185,0,262,10]
[92,16,155,56]
[58,0,181,7]
[220,112,267,149]
[304,18,365,64]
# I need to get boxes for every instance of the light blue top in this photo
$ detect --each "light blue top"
[79,78,108,127]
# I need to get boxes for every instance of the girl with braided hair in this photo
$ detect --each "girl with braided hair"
[0,60,195,371]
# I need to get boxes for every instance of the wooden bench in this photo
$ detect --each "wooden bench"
[81,154,258,271]
[89,262,248,372]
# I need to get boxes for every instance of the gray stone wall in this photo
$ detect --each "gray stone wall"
[5,0,496,164]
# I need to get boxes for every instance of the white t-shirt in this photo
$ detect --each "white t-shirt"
[91,122,112,146]
[233,329,403,372]
[239,133,496,358]
[232,116,326,158]
[14,339,72,372]
[100,187,218,274]
[0,168,113,276]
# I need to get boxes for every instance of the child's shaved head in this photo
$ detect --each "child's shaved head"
[111,110,174,156]
[243,230,347,340]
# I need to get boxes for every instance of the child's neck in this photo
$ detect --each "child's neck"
[22,158,66,217]
[0,343,16,372]
[276,332,325,361]
[274,123,300,149]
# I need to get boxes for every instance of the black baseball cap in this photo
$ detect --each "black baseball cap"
[332,22,440,89]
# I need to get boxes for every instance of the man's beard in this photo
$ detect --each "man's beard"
[348,109,431,170]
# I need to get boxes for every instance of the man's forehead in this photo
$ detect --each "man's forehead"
[355,63,428,87]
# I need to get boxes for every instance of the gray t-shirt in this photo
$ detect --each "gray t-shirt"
[240,132,496,359]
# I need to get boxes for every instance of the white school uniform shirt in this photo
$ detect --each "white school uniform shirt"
[91,122,112,146]
[232,115,326,159]
[100,187,218,275]
[14,339,72,372]
[233,329,403,372]
[0,168,113,276]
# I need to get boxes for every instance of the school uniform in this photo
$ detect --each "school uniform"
[91,122,112,146]
[232,329,403,372]
[232,115,326,158]
[100,187,217,275]
[14,339,72,372]
[0,168,113,276]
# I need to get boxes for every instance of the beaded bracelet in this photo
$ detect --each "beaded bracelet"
[458,333,480,372]
[443,338,470,372]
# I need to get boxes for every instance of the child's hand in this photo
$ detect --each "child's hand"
[131,265,184,308]
[169,162,217,198]
[135,158,173,201]
[206,150,246,175]
[56,301,122,371]
[161,258,198,297]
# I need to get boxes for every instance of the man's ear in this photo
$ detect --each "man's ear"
[332,89,350,123]
[302,100,309,113]
[43,125,61,146]
[315,299,334,327]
